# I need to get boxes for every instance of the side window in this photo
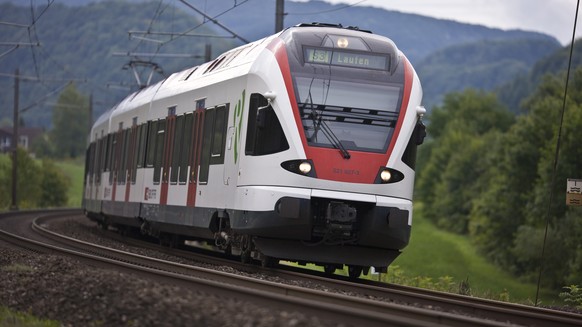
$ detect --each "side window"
[98,136,107,184]
[210,105,228,164]
[170,114,185,184]
[145,120,158,167]
[108,133,117,185]
[179,113,193,184]
[402,121,426,170]
[245,93,289,156]
[132,124,145,183]
[118,129,130,185]
[199,109,214,184]
[86,142,96,184]
[94,138,102,184]
[153,119,166,183]
[136,123,147,169]
[199,104,229,184]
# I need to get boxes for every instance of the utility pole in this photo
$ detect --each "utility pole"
[275,0,285,33]
[205,43,212,62]
[88,93,93,136]
[11,68,19,211]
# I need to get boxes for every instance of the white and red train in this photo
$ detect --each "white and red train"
[83,23,426,277]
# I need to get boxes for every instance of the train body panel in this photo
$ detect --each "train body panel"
[83,23,425,272]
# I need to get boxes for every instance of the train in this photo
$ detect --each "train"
[83,23,426,278]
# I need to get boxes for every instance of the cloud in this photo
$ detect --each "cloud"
[319,0,581,44]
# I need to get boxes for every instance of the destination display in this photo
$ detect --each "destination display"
[304,47,388,70]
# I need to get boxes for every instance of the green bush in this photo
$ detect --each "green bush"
[0,151,69,210]
[559,285,582,309]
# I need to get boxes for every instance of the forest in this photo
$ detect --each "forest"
[416,66,582,290]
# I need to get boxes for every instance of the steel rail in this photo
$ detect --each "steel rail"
[24,211,511,327]
[75,215,582,327]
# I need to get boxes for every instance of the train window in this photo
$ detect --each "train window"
[196,98,206,110]
[98,136,107,184]
[119,129,130,185]
[104,134,112,172]
[126,128,134,183]
[199,109,214,184]
[170,114,185,184]
[86,142,95,184]
[108,133,117,185]
[131,124,142,183]
[402,121,426,170]
[136,123,147,169]
[93,139,101,184]
[153,119,166,184]
[199,105,230,184]
[245,93,289,156]
[211,105,228,163]
[179,113,193,184]
[146,120,158,167]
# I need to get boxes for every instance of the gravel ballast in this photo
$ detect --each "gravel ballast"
[0,218,346,327]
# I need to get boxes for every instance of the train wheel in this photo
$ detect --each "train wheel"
[348,265,363,279]
[224,244,232,256]
[98,221,108,231]
[324,264,336,275]
[261,255,276,268]
[240,249,251,264]
[240,235,252,264]
[362,266,370,276]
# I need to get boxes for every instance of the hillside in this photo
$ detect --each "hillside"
[497,39,582,111]
[416,38,561,110]
[0,0,559,128]
[0,1,236,128]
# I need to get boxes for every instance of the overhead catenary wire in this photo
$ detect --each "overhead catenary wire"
[287,0,368,15]
[177,0,250,44]
[534,0,580,307]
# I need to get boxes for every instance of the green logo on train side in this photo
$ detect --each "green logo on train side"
[233,89,245,164]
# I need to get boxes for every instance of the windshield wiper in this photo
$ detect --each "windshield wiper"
[312,111,350,159]
[318,115,351,159]
[301,77,350,159]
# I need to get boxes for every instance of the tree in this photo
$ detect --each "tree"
[0,151,70,210]
[417,89,514,232]
[509,69,582,287]
[1,148,42,209]
[39,159,70,208]
[469,68,582,288]
[51,83,89,159]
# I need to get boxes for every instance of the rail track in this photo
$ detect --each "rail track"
[1,209,581,326]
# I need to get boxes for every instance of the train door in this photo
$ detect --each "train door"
[160,107,176,205]
[110,124,122,201]
[187,101,206,206]
[124,121,138,202]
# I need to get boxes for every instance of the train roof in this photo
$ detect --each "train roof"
[91,23,401,138]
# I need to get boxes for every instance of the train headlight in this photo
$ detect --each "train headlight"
[281,159,317,178]
[374,167,404,184]
[337,37,349,48]
[380,169,392,183]
[299,162,312,174]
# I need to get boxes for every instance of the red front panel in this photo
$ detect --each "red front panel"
[268,38,414,184]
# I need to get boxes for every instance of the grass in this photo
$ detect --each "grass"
[388,204,556,304]
[54,158,84,208]
[0,307,59,327]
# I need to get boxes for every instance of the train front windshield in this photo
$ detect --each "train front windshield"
[284,28,406,154]
[295,77,401,153]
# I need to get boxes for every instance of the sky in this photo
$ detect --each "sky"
[320,0,581,45]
